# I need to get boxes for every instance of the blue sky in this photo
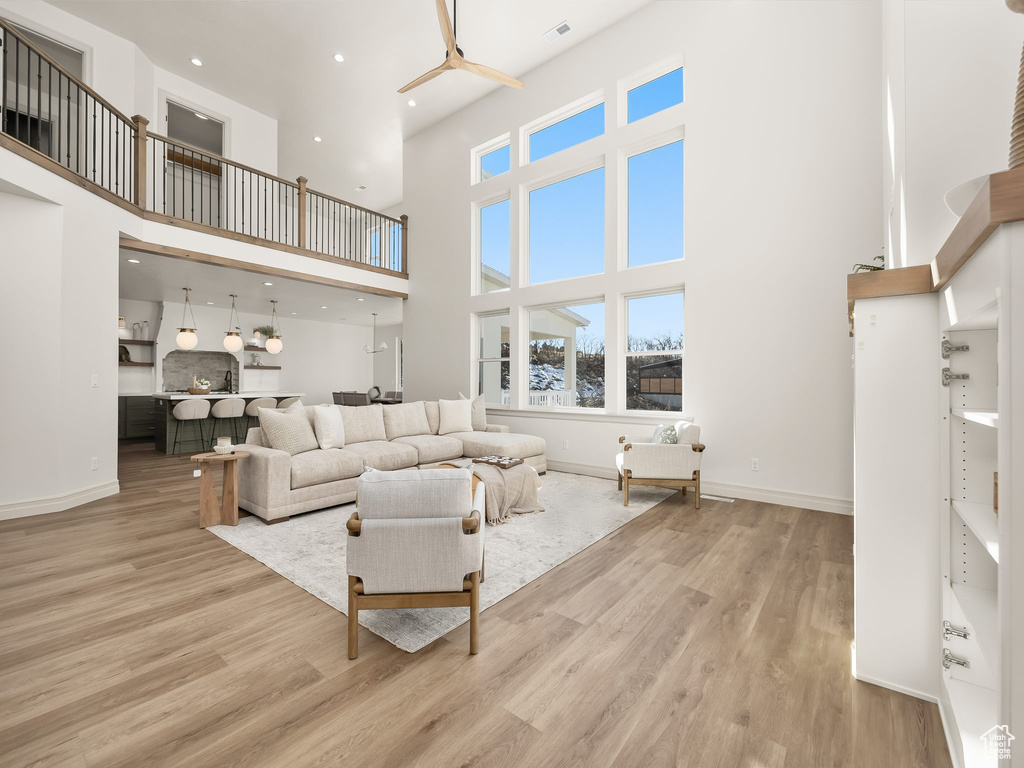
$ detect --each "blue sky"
[479,69,683,341]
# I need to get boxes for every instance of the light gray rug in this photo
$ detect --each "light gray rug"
[209,471,674,652]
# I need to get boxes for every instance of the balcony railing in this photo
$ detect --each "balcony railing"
[0,18,406,276]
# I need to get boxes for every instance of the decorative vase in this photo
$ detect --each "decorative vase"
[142,320,150,341]
[118,316,131,339]
[132,322,142,340]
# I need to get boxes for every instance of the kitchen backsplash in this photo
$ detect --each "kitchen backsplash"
[162,350,239,392]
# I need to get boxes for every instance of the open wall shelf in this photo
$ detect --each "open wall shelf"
[951,409,998,428]
[119,361,154,367]
[951,500,999,563]
[119,338,155,346]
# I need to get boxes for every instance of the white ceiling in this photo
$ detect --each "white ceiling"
[118,249,404,326]
[51,0,650,210]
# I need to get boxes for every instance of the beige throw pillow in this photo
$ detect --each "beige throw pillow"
[311,404,345,449]
[423,401,441,435]
[382,402,430,440]
[438,398,473,435]
[258,402,319,455]
[459,392,488,431]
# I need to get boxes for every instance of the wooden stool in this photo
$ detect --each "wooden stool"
[191,451,250,528]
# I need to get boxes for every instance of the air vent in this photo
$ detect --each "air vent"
[544,21,571,42]
[353,185,366,192]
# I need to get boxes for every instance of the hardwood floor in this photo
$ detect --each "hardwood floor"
[0,443,951,768]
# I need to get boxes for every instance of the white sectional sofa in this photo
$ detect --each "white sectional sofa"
[237,401,546,522]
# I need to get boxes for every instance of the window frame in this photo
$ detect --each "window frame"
[524,296,607,413]
[473,191,512,295]
[519,90,605,166]
[616,55,685,128]
[471,133,512,185]
[622,288,685,415]
[475,310,512,409]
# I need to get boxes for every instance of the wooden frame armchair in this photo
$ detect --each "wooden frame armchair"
[345,468,485,659]
[616,422,705,508]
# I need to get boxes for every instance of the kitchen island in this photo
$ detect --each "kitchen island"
[152,392,306,454]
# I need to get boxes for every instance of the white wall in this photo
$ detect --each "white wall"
[372,322,403,392]
[401,0,881,512]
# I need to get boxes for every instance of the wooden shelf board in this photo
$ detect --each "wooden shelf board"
[951,409,999,428]
[244,365,281,370]
[951,584,998,675]
[945,677,998,768]
[118,361,154,367]
[119,339,155,346]
[952,500,999,563]
[244,345,263,352]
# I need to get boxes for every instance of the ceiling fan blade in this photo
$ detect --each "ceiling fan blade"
[455,58,524,90]
[397,61,450,93]
[436,0,457,53]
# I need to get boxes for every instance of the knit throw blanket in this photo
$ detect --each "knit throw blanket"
[471,463,544,524]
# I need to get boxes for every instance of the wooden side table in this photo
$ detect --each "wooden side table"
[191,451,250,528]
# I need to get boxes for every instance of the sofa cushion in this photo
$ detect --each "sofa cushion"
[383,402,431,440]
[344,441,418,471]
[438,398,473,435]
[423,401,441,434]
[290,448,364,490]
[459,392,488,431]
[311,404,345,449]
[258,402,319,456]
[392,434,465,464]
[449,431,546,459]
[340,404,387,444]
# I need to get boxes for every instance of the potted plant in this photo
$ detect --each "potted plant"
[252,325,276,349]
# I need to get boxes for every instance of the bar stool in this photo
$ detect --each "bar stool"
[277,396,301,409]
[210,397,245,446]
[243,397,277,434]
[171,399,211,456]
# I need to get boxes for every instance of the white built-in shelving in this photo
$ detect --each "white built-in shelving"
[947,678,999,768]
[951,500,999,563]
[951,409,999,428]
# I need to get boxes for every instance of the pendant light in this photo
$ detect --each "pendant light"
[363,312,389,354]
[223,294,244,352]
[176,287,199,350]
[265,300,283,354]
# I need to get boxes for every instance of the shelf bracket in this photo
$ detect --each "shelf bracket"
[941,339,970,359]
[943,620,970,641]
[942,648,970,670]
[942,367,969,387]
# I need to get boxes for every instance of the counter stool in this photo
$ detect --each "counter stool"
[277,396,301,409]
[172,399,211,456]
[243,397,277,434]
[210,397,245,446]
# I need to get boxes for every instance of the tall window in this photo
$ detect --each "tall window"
[477,312,510,405]
[628,140,683,267]
[627,67,684,123]
[479,198,510,293]
[528,167,605,284]
[528,301,605,409]
[625,292,684,411]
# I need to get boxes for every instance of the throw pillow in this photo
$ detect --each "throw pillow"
[653,424,678,444]
[258,402,319,456]
[339,403,387,443]
[311,404,345,449]
[459,392,488,431]
[382,402,430,440]
[423,401,441,434]
[438,398,473,435]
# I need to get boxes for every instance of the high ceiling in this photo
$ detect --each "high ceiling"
[52,0,650,210]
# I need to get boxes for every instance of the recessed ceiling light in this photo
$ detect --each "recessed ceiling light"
[263,282,274,286]
[291,312,298,315]
[313,136,322,143]
[407,99,416,107]
[206,301,215,305]
[320,306,328,309]
[194,112,209,120]
[543,21,571,42]
[127,258,140,263]
[353,184,366,192]
[190,57,203,67]
[357,297,365,302]
[333,53,345,63]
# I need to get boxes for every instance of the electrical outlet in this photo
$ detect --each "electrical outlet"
[562,439,569,451]
[90,457,98,471]
[91,374,99,388]
[193,469,202,478]
[751,458,759,472]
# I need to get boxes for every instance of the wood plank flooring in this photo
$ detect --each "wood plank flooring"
[0,443,951,767]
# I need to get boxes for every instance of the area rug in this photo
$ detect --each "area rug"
[208,471,674,652]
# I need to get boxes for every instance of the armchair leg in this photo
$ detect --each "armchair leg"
[469,571,480,655]
[617,472,622,491]
[694,471,701,510]
[623,471,631,506]
[348,576,359,659]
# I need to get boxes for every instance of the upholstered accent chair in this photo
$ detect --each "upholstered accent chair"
[615,422,705,508]
[345,468,485,659]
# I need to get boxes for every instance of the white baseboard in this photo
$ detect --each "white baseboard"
[852,671,938,704]
[545,461,853,516]
[0,480,120,521]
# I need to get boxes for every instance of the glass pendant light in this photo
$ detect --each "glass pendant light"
[265,300,283,354]
[223,294,244,352]
[176,287,199,350]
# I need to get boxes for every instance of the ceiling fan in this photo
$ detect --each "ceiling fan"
[398,0,525,93]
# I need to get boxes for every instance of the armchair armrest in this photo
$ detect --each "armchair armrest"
[621,441,702,480]
[485,424,510,433]
[237,443,291,512]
